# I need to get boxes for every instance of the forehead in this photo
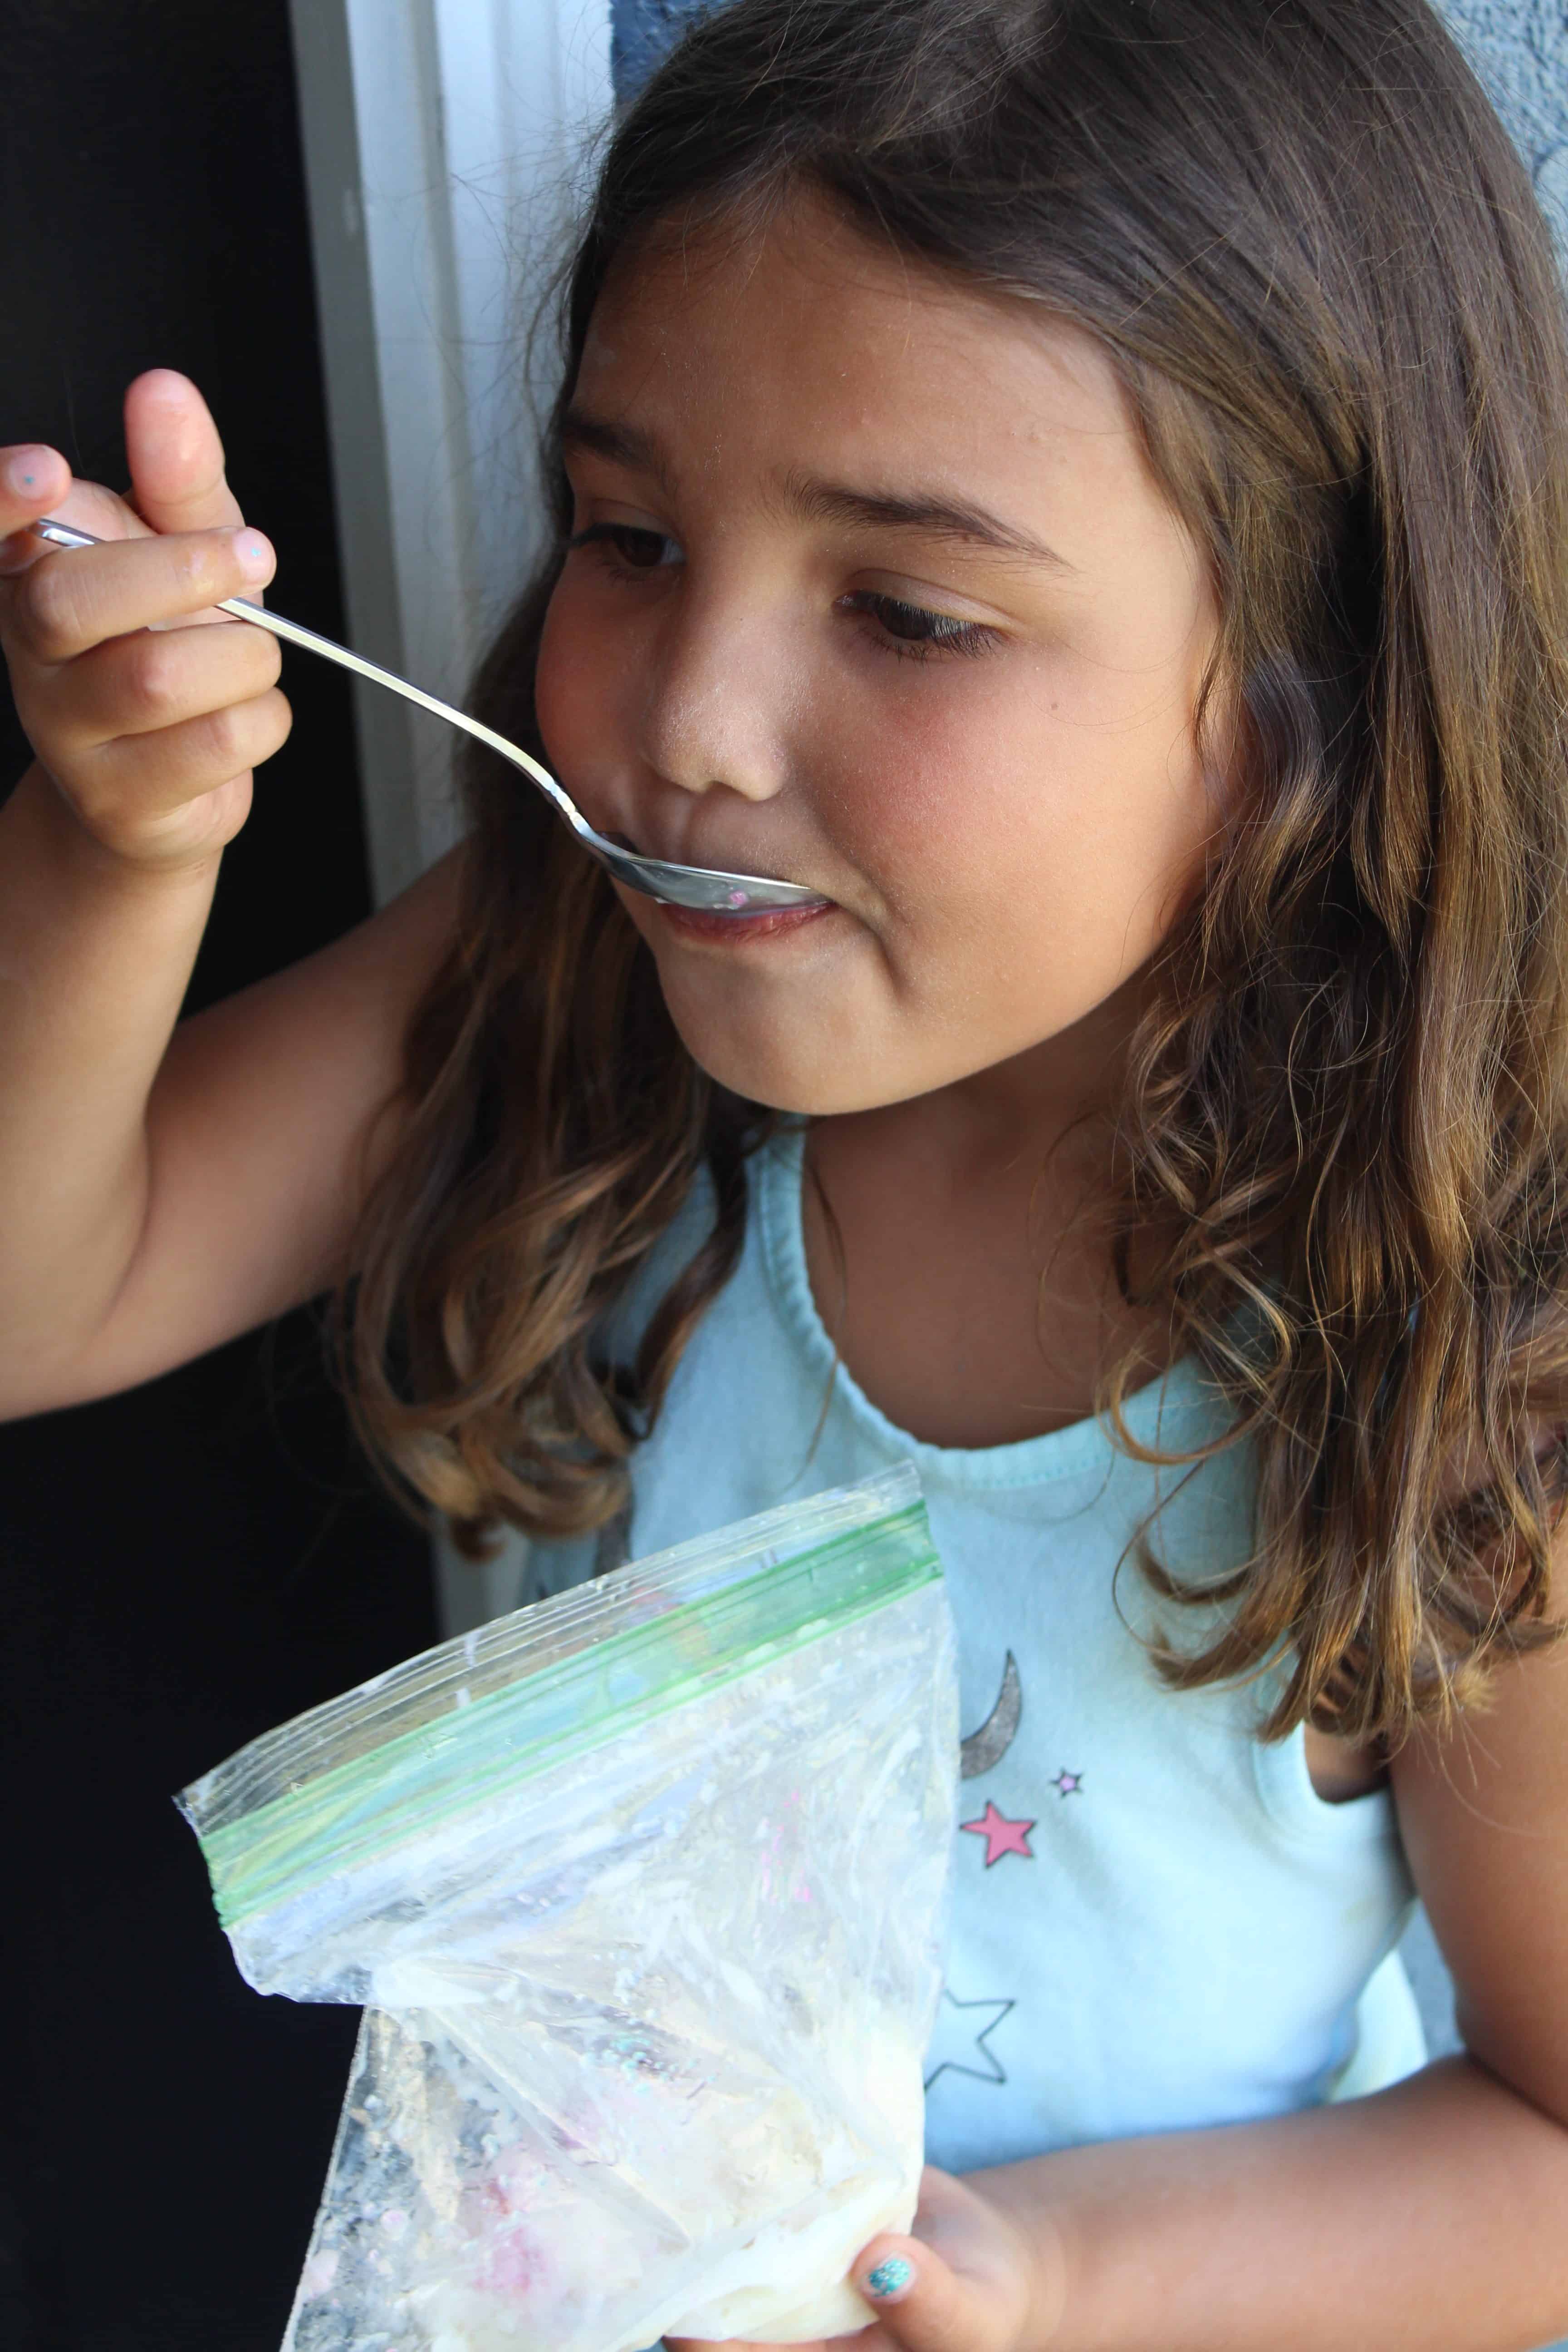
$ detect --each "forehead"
[575,191,1160,528]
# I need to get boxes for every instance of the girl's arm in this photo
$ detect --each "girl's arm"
[0,378,465,1418]
[0,763,463,1420]
[973,2050,1568,2352]
[672,1578,1568,2352]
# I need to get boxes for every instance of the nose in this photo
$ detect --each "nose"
[637,580,792,805]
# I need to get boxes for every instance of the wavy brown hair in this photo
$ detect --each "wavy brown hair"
[337,0,1568,1742]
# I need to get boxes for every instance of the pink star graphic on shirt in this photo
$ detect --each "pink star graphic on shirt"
[1051,1769,1083,1797]
[960,1799,1036,1867]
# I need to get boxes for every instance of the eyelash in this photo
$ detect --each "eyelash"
[566,524,1002,663]
[836,591,1000,663]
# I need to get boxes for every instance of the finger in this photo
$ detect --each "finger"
[0,446,79,577]
[0,444,72,553]
[0,474,164,583]
[35,611,284,749]
[67,687,293,827]
[4,526,274,664]
[123,369,245,536]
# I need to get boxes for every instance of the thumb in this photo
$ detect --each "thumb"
[853,2234,1013,2352]
[122,368,245,536]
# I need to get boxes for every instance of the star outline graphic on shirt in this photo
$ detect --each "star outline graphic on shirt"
[924,1991,1016,2090]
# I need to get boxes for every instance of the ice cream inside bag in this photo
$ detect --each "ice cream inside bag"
[178,1465,959,2352]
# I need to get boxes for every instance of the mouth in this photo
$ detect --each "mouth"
[651,899,835,947]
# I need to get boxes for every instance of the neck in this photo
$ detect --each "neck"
[834,958,1152,1187]
[797,961,1177,1448]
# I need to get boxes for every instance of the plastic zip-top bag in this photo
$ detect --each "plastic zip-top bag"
[178,1465,959,2352]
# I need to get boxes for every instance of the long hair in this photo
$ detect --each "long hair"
[338,0,1568,1741]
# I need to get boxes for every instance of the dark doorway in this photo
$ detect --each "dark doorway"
[0,6,439,2348]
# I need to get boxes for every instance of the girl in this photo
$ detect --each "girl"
[2,0,1566,2344]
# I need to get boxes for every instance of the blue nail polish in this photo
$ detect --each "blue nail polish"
[867,2257,914,2298]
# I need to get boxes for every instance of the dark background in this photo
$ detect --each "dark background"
[0,5,440,2347]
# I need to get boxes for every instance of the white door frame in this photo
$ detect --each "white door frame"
[287,0,613,1632]
[285,0,612,905]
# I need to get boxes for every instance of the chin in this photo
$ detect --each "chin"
[680,1035,878,1117]
[664,1003,900,1117]
[642,924,933,1116]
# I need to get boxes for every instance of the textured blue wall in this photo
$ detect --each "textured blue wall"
[608,0,713,105]
[1441,0,1568,273]
[608,0,1568,273]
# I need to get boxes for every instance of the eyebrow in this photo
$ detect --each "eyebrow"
[560,410,673,495]
[779,469,1078,572]
[560,406,1078,573]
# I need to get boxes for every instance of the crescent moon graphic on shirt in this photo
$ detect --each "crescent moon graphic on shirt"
[959,1650,1021,1779]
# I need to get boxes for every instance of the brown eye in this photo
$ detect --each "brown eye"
[607,525,669,569]
[872,596,944,641]
[568,522,680,571]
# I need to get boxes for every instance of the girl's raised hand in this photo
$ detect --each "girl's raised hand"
[0,368,289,870]
[665,2165,1055,2352]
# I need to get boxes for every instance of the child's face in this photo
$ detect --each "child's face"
[536,193,1230,1116]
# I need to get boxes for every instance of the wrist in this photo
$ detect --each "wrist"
[13,759,226,897]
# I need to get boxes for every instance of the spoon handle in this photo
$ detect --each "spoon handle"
[28,518,581,831]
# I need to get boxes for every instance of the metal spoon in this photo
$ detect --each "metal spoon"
[29,517,825,915]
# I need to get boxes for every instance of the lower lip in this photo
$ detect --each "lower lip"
[654,900,833,947]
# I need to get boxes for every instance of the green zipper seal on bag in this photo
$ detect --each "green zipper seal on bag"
[200,1500,940,1934]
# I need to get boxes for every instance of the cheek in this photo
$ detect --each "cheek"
[834,661,1210,1001]
[813,660,1073,915]
[806,670,1016,887]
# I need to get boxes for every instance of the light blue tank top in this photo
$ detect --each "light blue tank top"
[519,1123,1425,2171]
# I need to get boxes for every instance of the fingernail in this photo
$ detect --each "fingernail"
[231,529,273,580]
[5,447,55,497]
[865,2257,915,2300]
